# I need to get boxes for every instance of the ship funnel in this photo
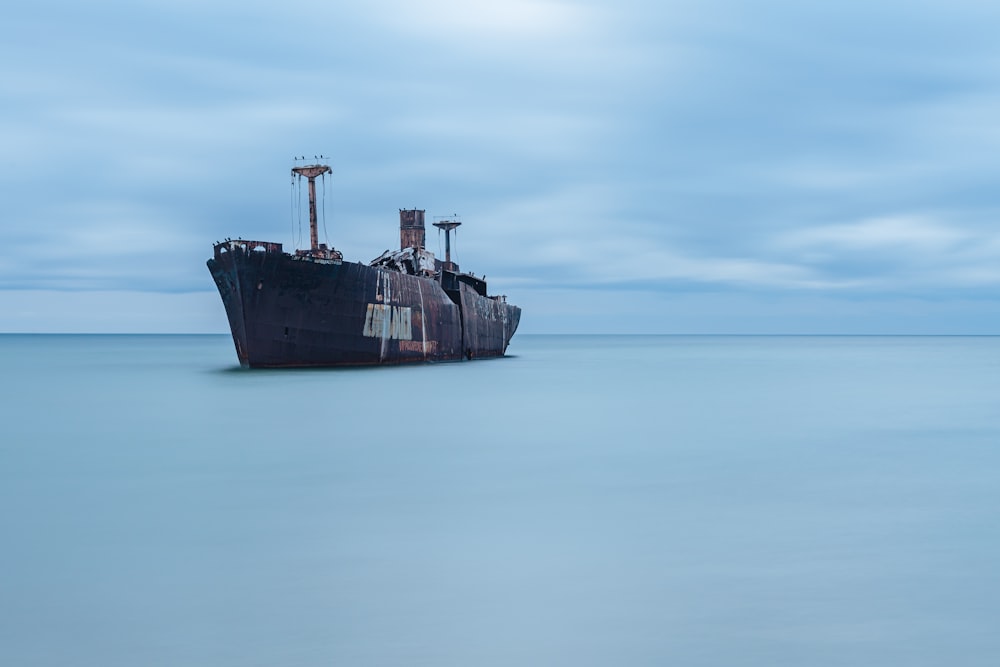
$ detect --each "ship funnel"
[399,209,426,249]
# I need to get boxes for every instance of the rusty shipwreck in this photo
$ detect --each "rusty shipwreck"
[207,161,521,367]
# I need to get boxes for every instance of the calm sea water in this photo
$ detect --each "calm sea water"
[1,334,999,666]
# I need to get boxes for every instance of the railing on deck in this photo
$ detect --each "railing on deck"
[214,239,283,260]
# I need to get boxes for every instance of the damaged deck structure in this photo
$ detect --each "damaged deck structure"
[207,161,520,367]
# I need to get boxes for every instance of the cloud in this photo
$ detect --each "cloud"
[2,201,206,291]
[452,185,838,290]
[372,0,594,43]
[4,0,1000,331]
[773,214,1000,289]
[567,240,830,289]
[779,216,969,252]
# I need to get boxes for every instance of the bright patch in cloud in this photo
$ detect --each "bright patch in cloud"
[772,214,1000,288]
[376,0,592,42]
[779,215,969,251]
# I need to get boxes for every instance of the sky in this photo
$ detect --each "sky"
[3,0,1000,333]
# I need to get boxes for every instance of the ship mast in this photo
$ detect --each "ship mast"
[433,218,462,271]
[291,163,332,251]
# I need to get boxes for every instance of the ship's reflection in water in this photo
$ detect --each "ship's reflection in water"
[2,334,999,666]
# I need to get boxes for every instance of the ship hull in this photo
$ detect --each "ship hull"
[207,245,520,368]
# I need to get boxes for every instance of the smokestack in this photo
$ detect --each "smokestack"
[399,209,425,250]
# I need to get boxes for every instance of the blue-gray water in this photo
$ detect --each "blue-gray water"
[2,334,999,666]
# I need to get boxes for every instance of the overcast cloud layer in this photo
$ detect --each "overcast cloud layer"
[3,0,1000,332]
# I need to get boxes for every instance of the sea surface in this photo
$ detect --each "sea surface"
[1,334,999,666]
